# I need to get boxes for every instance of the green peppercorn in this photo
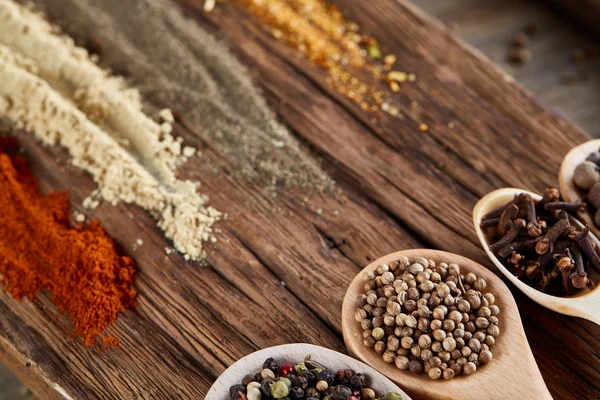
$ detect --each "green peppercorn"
[385,392,406,400]
[271,380,289,398]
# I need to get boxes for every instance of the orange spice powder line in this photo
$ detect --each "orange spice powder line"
[232,0,412,116]
[0,137,136,346]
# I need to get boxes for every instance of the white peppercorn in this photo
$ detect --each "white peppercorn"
[430,319,443,331]
[355,309,367,322]
[468,338,481,353]
[404,315,417,328]
[376,264,390,275]
[382,351,396,363]
[443,319,455,332]
[484,335,495,347]
[411,344,421,358]
[404,300,417,313]
[397,347,410,357]
[372,317,383,328]
[388,336,400,352]
[487,324,500,337]
[475,317,490,329]
[418,334,432,349]
[408,263,424,275]
[442,337,456,352]
[489,305,500,316]
[463,362,477,375]
[384,315,396,327]
[468,353,478,364]
[400,327,413,337]
[364,337,375,348]
[420,349,433,361]
[432,329,446,341]
[448,263,460,276]
[442,368,455,380]
[428,367,442,380]
[428,356,442,368]
[473,278,486,291]
[438,351,451,362]
[408,360,423,374]
[387,301,401,316]
[448,310,462,323]
[374,341,386,354]
[479,350,493,364]
[395,356,409,370]
[401,336,413,349]
[457,299,471,313]
[418,317,430,332]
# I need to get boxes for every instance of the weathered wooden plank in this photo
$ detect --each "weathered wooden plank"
[545,0,600,37]
[0,0,598,399]
[414,0,600,139]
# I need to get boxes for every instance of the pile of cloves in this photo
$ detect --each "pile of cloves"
[481,188,598,295]
[572,148,600,226]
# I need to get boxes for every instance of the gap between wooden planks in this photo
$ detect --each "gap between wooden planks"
[0,0,598,399]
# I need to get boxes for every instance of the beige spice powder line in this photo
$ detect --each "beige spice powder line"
[0,1,220,261]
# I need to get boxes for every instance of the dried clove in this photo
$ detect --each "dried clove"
[570,247,588,289]
[490,219,526,252]
[544,201,586,216]
[498,239,535,258]
[568,227,600,274]
[535,219,569,255]
[498,204,519,235]
[481,188,596,296]
[522,194,541,237]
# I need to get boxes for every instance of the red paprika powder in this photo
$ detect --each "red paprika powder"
[0,137,136,346]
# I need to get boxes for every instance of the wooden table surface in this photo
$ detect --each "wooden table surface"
[1,0,600,399]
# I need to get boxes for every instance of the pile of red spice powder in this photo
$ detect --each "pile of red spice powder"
[0,137,136,346]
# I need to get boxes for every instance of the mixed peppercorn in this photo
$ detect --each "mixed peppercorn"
[228,355,405,400]
[356,257,499,380]
[482,188,598,294]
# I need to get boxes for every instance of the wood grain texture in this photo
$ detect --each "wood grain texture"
[414,0,600,138]
[342,250,551,400]
[545,0,600,37]
[0,0,599,399]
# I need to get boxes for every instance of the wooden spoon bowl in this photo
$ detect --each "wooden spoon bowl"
[205,343,411,400]
[558,139,600,238]
[342,249,550,400]
[474,188,600,324]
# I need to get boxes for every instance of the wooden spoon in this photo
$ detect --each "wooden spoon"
[558,138,600,238]
[473,187,600,325]
[342,249,550,400]
[205,343,411,400]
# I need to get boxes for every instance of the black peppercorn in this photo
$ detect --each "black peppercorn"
[301,370,315,384]
[242,374,255,386]
[260,379,275,397]
[290,375,308,390]
[335,369,354,385]
[228,384,246,400]
[349,373,367,389]
[262,357,281,373]
[305,387,320,398]
[329,385,352,400]
[316,370,335,386]
[289,387,305,400]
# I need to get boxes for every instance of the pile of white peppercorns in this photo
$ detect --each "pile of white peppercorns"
[355,256,500,380]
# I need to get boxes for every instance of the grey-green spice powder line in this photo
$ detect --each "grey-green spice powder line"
[32,0,333,192]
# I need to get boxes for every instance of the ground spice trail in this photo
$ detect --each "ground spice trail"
[0,138,136,346]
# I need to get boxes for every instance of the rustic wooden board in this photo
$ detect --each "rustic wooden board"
[0,0,599,399]
[545,0,600,37]
[413,0,600,139]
